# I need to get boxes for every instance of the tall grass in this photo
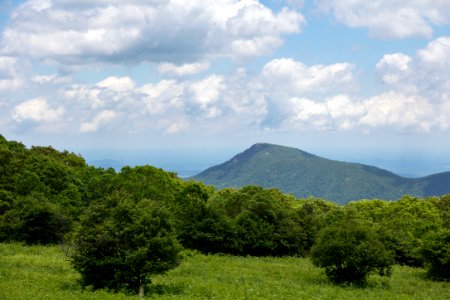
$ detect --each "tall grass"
[0,243,448,299]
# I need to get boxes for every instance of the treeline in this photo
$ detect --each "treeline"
[0,135,449,288]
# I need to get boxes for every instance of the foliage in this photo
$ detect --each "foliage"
[173,182,237,254]
[419,228,450,281]
[311,215,394,285]
[0,193,70,244]
[70,196,181,294]
[204,186,307,256]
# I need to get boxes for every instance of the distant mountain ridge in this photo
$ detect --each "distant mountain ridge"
[192,143,450,204]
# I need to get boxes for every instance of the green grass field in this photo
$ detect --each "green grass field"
[0,243,448,300]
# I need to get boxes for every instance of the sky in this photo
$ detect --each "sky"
[1,0,450,176]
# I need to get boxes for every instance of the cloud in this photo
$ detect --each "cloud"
[283,37,450,132]
[260,58,355,96]
[417,36,450,66]
[32,74,71,85]
[138,80,184,115]
[281,92,447,132]
[96,76,135,93]
[376,36,450,99]
[1,0,305,67]
[7,35,450,136]
[360,92,442,132]
[316,0,450,39]
[12,97,64,123]
[376,53,412,85]
[0,56,23,91]
[158,61,210,76]
[79,110,117,133]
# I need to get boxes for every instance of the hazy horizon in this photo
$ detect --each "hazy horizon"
[78,146,450,179]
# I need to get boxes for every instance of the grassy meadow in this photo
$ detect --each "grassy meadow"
[0,243,448,300]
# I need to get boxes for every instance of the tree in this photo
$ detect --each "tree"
[311,215,394,285]
[0,193,70,244]
[70,196,181,295]
[419,229,450,281]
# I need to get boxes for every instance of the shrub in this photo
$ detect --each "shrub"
[419,229,450,281]
[70,196,181,295]
[311,216,394,285]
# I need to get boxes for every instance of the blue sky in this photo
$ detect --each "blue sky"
[1,0,450,176]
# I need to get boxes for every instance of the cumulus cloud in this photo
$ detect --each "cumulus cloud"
[8,34,450,136]
[158,61,210,76]
[96,76,135,93]
[376,36,450,99]
[260,58,355,96]
[1,0,305,67]
[79,110,117,133]
[417,36,450,66]
[12,97,64,123]
[0,56,23,91]
[316,0,450,39]
[284,37,450,132]
[376,53,412,85]
[359,92,437,131]
[138,80,184,115]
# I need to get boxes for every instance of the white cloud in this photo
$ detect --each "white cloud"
[0,56,23,91]
[12,97,64,123]
[316,0,450,39]
[283,92,447,132]
[417,36,450,66]
[32,74,71,85]
[188,75,224,107]
[79,110,117,133]
[138,80,184,115]
[96,76,135,93]
[376,36,450,99]
[1,0,305,67]
[359,92,439,131]
[64,84,103,109]
[158,61,210,76]
[260,58,355,96]
[376,53,412,86]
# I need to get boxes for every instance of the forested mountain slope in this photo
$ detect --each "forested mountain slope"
[192,143,450,203]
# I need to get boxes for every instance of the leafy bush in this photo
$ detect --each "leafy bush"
[0,193,70,244]
[70,196,181,295]
[419,229,450,281]
[311,216,394,285]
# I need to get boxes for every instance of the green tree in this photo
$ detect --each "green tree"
[70,196,181,295]
[0,193,70,244]
[419,229,450,281]
[311,215,394,285]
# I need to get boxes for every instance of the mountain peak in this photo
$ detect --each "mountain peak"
[192,144,450,204]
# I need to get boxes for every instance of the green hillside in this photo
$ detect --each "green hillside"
[192,143,450,204]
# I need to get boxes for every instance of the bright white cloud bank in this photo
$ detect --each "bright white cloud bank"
[1,1,450,139]
[1,0,304,67]
[316,0,450,38]
[12,97,64,123]
[51,36,450,134]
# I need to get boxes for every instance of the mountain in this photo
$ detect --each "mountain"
[192,143,450,204]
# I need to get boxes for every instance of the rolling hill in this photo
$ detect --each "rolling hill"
[192,143,450,204]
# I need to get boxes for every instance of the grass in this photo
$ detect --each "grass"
[0,243,449,300]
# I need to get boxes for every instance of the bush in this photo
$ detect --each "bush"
[419,229,450,281]
[0,193,70,244]
[311,216,394,285]
[70,196,181,295]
